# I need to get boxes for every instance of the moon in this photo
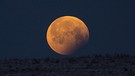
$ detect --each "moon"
[46,16,89,55]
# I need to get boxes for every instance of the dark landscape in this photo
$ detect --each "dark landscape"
[0,54,135,76]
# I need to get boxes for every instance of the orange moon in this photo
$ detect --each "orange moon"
[46,16,89,55]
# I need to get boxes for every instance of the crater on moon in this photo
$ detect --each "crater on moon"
[46,16,89,55]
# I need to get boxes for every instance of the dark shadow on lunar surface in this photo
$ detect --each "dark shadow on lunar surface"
[74,27,87,47]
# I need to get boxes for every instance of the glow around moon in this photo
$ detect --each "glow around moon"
[46,16,89,55]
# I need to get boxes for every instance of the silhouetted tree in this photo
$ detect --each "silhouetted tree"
[44,58,50,62]
[91,59,99,64]
[68,58,78,64]
[32,59,40,64]
[123,67,128,71]
[94,54,103,58]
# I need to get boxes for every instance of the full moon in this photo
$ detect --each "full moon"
[46,16,89,55]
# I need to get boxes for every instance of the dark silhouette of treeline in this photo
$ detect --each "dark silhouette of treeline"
[0,54,135,76]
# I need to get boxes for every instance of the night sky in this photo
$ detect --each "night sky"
[0,0,135,59]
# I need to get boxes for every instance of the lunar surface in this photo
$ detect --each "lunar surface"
[46,16,89,55]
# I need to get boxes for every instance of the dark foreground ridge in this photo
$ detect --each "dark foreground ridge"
[0,55,135,76]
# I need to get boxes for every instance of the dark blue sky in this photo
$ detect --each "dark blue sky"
[0,0,135,59]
